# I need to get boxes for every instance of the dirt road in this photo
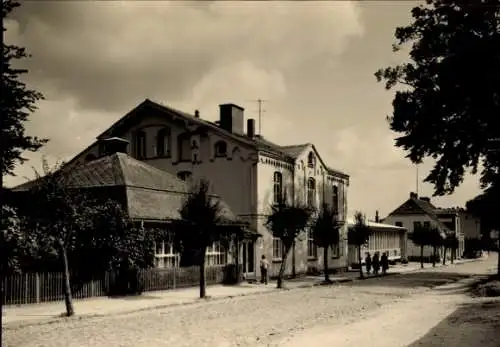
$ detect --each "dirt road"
[4,256,497,347]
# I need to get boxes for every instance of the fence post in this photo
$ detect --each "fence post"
[35,273,40,303]
[25,273,29,304]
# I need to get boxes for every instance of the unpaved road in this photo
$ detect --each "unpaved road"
[4,256,497,347]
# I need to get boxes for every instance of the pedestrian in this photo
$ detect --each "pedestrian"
[260,255,269,285]
[381,252,389,275]
[372,252,380,275]
[365,252,372,275]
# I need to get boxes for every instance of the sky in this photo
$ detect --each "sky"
[4,0,483,219]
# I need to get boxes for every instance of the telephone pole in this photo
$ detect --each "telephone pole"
[416,164,419,196]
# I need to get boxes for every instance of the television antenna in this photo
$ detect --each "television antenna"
[246,99,268,135]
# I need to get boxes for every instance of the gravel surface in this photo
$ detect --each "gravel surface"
[4,257,496,347]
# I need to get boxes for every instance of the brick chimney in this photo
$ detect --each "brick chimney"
[247,118,255,138]
[219,103,244,134]
[410,192,418,199]
[375,210,380,223]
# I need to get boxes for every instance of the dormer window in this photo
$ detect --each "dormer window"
[307,152,316,168]
[214,141,227,157]
[156,127,171,157]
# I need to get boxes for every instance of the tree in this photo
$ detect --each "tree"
[311,203,341,283]
[2,1,48,338]
[410,224,433,269]
[446,233,459,264]
[428,227,444,267]
[173,179,233,298]
[375,0,500,196]
[266,192,312,289]
[347,212,371,279]
[2,0,48,177]
[25,165,91,317]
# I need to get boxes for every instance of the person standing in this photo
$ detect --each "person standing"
[381,252,389,275]
[372,252,380,275]
[260,255,269,285]
[365,252,372,275]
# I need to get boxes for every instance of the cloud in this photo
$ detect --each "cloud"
[3,1,483,217]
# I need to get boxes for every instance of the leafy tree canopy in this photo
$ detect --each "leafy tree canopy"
[2,0,48,177]
[347,211,371,246]
[375,0,500,196]
[311,203,341,248]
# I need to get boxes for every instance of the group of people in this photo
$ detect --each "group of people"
[364,251,389,276]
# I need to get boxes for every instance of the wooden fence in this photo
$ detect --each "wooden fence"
[2,265,225,306]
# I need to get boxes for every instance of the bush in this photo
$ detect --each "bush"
[107,268,144,296]
[223,264,243,285]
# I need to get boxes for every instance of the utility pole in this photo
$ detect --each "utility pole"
[416,164,419,196]
[246,99,268,135]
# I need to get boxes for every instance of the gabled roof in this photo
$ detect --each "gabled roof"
[96,99,349,179]
[384,197,451,235]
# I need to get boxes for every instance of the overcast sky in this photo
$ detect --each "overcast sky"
[4,1,482,218]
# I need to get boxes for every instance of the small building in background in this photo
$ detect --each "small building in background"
[346,217,408,267]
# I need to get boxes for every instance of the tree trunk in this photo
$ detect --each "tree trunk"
[323,246,329,282]
[451,247,455,264]
[358,246,364,279]
[432,246,436,267]
[235,238,240,283]
[61,245,74,317]
[497,239,500,277]
[199,247,207,298]
[291,241,296,278]
[277,245,290,289]
[420,245,424,269]
[442,247,447,265]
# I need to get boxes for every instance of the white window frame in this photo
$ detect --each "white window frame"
[272,237,283,260]
[154,240,179,268]
[205,242,226,266]
[307,229,317,259]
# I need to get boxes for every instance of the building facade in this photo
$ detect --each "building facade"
[382,192,465,260]
[51,99,350,280]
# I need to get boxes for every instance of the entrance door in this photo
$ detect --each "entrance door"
[242,240,255,276]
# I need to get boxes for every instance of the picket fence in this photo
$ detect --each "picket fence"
[3,265,225,306]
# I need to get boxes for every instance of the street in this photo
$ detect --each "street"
[3,256,497,347]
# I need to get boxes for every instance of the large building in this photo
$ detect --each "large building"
[382,192,469,260]
[28,99,350,280]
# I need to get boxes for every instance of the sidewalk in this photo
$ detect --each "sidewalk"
[3,257,482,328]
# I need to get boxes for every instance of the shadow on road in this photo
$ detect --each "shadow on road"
[407,299,500,347]
[348,271,473,289]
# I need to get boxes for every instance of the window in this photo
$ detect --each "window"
[134,130,147,159]
[307,229,317,258]
[423,221,431,229]
[178,133,191,161]
[332,185,339,215]
[272,237,283,260]
[154,239,179,268]
[155,128,171,157]
[273,172,283,204]
[307,152,316,168]
[206,242,226,266]
[395,222,403,227]
[307,178,316,208]
[331,242,340,258]
[413,221,422,232]
[214,141,228,157]
[177,171,192,181]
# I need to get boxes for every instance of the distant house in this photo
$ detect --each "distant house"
[382,192,465,260]
[11,142,258,269]
[346,217,408,267]
[13,99,350,280]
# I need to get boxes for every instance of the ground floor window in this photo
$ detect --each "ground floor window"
[272,237,283,260]
[307,230,317,259]
[154,240,179,268]
[206,242,226,266]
